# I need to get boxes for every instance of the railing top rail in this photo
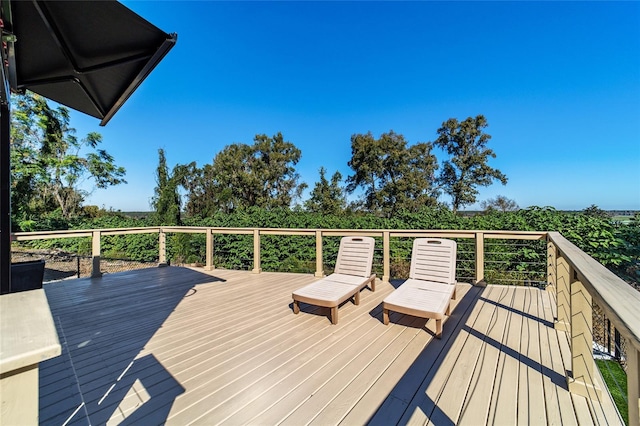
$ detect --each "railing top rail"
[159,226,211,234]
[549,231,640,352]
[12,226,548,240]
[13,231,93,241]
[12,227,162,241]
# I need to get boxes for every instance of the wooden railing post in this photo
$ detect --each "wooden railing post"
[383,231,390,283]
[205,229,214,271]
[475,232,485,285]
[629,346,640,426]
[252,229,261,274]
[315,230,324,277]
[91,231,102,278]
[568,276,601,398]
[158,230,167,266]
[555,254,571,332]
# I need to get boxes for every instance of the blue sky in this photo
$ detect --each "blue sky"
[67,1,639,212]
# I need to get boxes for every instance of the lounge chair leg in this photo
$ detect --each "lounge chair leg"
[435,319,442,339]
[293,300,300,314]
[452,286,457,300]
[331,307,338,325]
[383,309,390,325]
[354,291,360,305]
[445,302,450,316]
[370,277,376,292]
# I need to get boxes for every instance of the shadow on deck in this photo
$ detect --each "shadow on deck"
[39,267,622,425]
[40,267,224,425]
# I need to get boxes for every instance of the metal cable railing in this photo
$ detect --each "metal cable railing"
[11,249,158,282]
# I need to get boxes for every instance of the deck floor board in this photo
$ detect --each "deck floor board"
[38,266,623,425]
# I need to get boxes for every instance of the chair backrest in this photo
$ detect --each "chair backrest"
[409,238,457,284]
[334,236,376,278]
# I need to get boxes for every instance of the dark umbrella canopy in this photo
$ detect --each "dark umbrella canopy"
[8,0,176,125]
[1,0,176,293]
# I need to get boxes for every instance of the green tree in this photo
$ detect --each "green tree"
[176,162,206,217]
[481,195,519,212]
[10,92,126,222]
[346,130,439,216]
[434,115,507,213]
[304,167,346,215]
[184,132,306,215]
[582,204,609,219]
[150,150,201,262]
[151,149,182,225]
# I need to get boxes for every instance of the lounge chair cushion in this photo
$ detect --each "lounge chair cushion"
[382,279,455,320]
[292,236,376,324]
[323,273,372,286]
[292,280,365,308]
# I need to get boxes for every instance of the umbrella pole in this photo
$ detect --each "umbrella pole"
[1,102,10,294]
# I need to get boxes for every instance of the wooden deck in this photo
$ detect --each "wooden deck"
[39,266,623,425]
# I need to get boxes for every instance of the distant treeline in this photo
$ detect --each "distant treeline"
[121,209,639,219]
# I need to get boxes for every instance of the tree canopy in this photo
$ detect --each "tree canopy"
[346,130,439,217]
[183,132,307,216]
[10,92,126,224]
[434,115,507,212]
[304,167,346,215]
[151,148,188,226]
[10,95,515,227]
[481,195,519,212]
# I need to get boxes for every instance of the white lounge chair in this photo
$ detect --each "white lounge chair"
[382,238,457,338]
[292,236,376,324]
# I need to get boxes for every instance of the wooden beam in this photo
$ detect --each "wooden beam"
[555,255,570,332]
[91,230,102,278]
[158,231,167,266]
[475,232,485,285]
[568,278,601,398]
[252,229,261,274]
[383,231,390,283]
[205,229,214,271]
[548,232,640,354]
[315,230,323,278]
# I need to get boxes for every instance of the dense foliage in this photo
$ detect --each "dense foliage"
[151,148,183,226]
[304,167,346,215]
[15,207,640,287]
[346,130,439,216]
[182,132,306,216]
[10,92,126,226]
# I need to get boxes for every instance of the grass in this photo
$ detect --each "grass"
[596,359,628,425]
